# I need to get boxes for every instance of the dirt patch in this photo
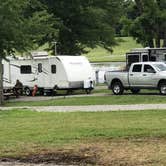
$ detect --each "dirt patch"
[1,138,166,166]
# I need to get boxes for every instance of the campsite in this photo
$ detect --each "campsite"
[1,0,166,165]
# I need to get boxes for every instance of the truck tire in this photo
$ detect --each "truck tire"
[159,82,166,95]
[112,82,124,95]
[130,88,140,94]
[24,87,31,96]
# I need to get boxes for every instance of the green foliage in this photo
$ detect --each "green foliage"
[40,0,123,54]
[0,0,55,57]
[0,0,57,104]
[0,109,166,157]
[121,0,166,47]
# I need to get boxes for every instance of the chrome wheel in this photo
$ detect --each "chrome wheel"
[160,83,166,95]
[113,85,120,94]
[112,82,124,95]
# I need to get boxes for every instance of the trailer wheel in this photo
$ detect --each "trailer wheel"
[24,87,31,96]
[159,82,166,95]
[85,88,92,94]
[112,82,124,95]
[130,88,140,94]
[66,90,73,95]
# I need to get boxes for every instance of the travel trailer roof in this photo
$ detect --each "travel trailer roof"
[131,48,166,52]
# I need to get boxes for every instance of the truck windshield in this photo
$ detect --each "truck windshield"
[154,64,166,71]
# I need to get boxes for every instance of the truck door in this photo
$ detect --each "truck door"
[129,64,143,87]
[141,64,157,87]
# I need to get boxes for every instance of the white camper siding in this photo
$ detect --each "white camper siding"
[56,56,95,88]
[2,60,12,88]
[50,57,69,89]
[10,60,35,88]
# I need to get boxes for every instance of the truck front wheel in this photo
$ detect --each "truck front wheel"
[112,82,124,95]
[159,83,166,95]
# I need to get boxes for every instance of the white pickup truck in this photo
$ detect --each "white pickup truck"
[105,62,166,95]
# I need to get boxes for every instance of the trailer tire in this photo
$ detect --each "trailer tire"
[24,87,32,96]
[130,88,140,94]
[85,88,92,94]
[159,82,166,95]
[112,82,124,95]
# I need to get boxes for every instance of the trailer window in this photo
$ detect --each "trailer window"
[142,55,148,61]
[38,63,42,73]
[51,65,56,73]
[20,65,32,74]
[132,64,142,72]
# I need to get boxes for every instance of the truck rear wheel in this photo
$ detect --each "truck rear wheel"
[112,82,124,95]
[130,88,140,94]
[159,83,166,95]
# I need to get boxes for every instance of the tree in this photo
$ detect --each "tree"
[122,0,166,48]
[40,0,123,55]
[0,0,55,104]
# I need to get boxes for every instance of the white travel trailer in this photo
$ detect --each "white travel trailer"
[3,52,95,95]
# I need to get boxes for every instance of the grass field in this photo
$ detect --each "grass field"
[84,37,143,62]
[37,37,142,62]
[4,90,166,107]
[0,109,166,165]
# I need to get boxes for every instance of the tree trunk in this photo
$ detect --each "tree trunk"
[148,38,154,48]
[163,39,166,47]
[155,38,160,48]
[0,58,4,105]
[163,32,166,47]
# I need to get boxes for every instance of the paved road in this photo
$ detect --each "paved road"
[1,104,166,112]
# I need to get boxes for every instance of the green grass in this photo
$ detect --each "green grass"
[84,37,143,62]
[35,37,142,62]
[4,90,166,107]
[0,109,166,157]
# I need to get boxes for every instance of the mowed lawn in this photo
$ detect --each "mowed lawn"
[84,37,143,62]
[4,91,166,106]
[0,109,166,159]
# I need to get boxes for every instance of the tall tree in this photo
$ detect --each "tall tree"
[0,0,55,104]
[40,0,123,55]
[122,0,166,48]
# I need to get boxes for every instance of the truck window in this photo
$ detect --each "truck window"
[20,65,32,74]
[144,65,155,73]
[132,64,142,72]
[51,65,56,74]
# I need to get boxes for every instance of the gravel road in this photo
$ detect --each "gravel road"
[1,104,166,112]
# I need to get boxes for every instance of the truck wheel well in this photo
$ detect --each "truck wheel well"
[158,79,166,88]
[111,79,123,88]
